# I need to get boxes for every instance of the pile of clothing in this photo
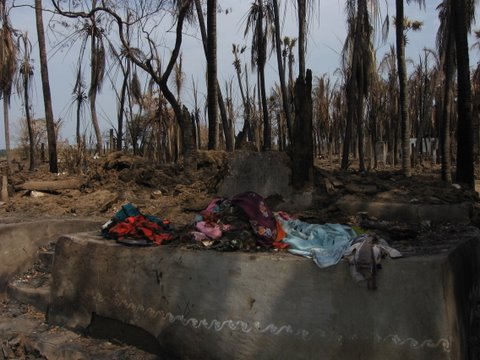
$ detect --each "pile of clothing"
[101,203,173,246]
[191,191,287,251]
[192,191,402,288]
[100,193,402,289]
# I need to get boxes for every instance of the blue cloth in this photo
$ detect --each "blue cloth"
[278,218,357,268]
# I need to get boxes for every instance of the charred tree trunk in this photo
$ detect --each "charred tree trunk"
[396,0,412,177]
[195,0,233,151]
[441,30,455,183]
[292,69,313,189]
[24,69,35,171]
[206,0,218,150]
[452,0,474,187]
[35,0,58,173]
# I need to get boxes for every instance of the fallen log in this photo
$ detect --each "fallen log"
[17,179,85,191]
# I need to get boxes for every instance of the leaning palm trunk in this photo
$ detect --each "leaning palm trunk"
[157,5,197,175]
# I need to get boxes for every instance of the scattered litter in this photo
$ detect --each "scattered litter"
[30,191,47,198]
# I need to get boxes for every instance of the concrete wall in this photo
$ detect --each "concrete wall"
[0,219,101,291]
[218,150,292,199]
[217,150,314,211]
[336,197,473,224]
[48,232,480,360]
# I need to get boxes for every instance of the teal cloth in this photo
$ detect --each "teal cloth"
[278,218,357,268]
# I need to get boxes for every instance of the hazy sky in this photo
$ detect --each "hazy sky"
[3,1,480,149]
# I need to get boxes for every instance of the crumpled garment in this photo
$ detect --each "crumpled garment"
[194,192,285,249]
[101,203,173,246]
[230,192,278,246]
[194,221,232,239]
[343,233,402,289]
[277,216,357,268]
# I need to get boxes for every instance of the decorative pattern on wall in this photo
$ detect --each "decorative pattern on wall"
[92,292,451,353]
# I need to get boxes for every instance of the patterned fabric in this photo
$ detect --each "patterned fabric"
[230,192,278,247]
[194,192,284,249]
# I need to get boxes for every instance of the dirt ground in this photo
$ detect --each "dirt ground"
[0,294,161,360]
[1,150,478,226]
[1,150,478,257]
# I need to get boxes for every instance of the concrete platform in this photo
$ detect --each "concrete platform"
[336,197,473,224]
[47,231,480,360]
[0,219,102,291]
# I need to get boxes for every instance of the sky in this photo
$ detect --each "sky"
[3,0,480,149]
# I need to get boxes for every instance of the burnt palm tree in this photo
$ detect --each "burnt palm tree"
[206,0,219,150]
[0,0,17,166]
[232,43,252,147]
[395,0,424,177]
[194,0,233,150]
[87,0,105,155]
[411,48,439,164]
[271,0,293,142]
[291,0,317,188]
[296,0,307,79]
[471,32,480,158]
[436,1,454,182]
[379,45,400,165]
[35,0,58,173]
[17,32,35,171]
[341,0,376,172]
[436,0,475,184]
[72,67,87,151]
[244,0,274,150]
[452,0,475,187]
[52,0,111,155]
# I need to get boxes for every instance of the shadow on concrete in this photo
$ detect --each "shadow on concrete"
[88,312,168,357]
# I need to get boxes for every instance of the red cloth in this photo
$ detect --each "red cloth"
[108,215,172,245]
